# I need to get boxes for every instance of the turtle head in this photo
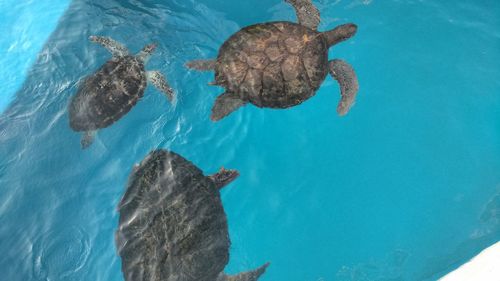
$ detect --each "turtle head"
[323,23,357,47]
[142,43,157,54]
[208,167,239,190]
[136,42,157,63]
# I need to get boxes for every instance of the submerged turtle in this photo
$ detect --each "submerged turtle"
[116,150,270,281]
[69,36,174,148]
[186,0,359,121]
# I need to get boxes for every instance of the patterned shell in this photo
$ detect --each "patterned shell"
[215,21,329,108]
[69,56,146,131]
[116,150,229,281]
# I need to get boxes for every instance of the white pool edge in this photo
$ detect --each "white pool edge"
[439,241,500,281]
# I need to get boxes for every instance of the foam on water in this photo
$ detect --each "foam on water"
[0,1,499,280]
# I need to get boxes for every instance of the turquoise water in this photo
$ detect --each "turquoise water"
[0,0,499,280]
[0,0,70,112]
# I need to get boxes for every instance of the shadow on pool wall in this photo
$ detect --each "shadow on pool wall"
[0,0,499,281]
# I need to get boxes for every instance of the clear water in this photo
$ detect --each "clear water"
[0,0,70,112]
[0,1,499,280]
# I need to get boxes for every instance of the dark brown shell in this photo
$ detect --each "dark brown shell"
[116,150,229,281]
[69,55,146,131]
[215,21,329,108]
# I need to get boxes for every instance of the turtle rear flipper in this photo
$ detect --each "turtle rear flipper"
[147,71,174,102]
[89,36,129,57]
[285,0,320,30]
[185,59,217,71]
[211,92,247,121]
[81,131,96,149]
[217,262,270,281]
[328,59,359,116]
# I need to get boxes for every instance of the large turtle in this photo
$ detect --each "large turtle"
[116,149,270,281]
[69,36,174,148]
[186,0,359,121]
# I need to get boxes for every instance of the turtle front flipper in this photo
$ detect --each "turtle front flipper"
[285,0,320,30]
[217,262,270,281]
[81,130,96,149]
[328,59,359,116]
[185,59,217,71]
[89,36,129,57]
[147,71,174,102]
[211,92,247,121]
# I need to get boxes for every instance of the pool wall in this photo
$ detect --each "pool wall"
[0,0,70,113]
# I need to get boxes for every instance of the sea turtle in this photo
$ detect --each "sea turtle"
[69,36,174,148]
[116,150,270,281]
[186,0,359,121]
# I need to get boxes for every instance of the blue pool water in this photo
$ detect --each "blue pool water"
[0,1,499,280]
[0,0,70,113]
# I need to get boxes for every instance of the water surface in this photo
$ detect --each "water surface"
[0,1,499,280]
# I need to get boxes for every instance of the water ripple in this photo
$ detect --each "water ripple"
[32,226,91,280]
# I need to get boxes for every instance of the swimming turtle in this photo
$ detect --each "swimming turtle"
[69,36,174,148]
[116,150,270,281]
[186,0,359,121]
